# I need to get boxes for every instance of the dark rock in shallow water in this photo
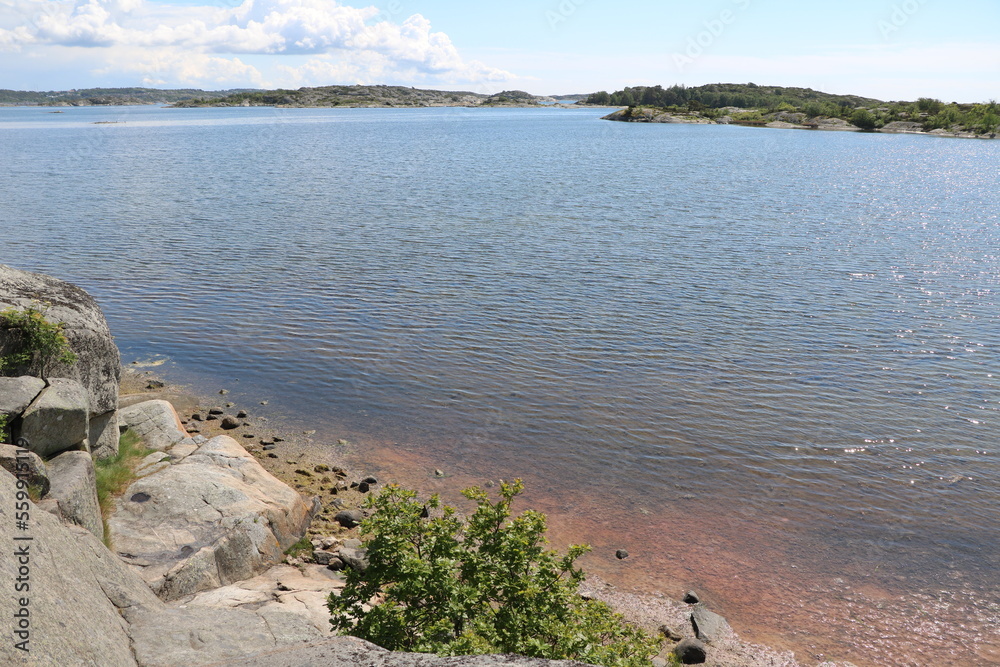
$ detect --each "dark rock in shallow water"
[220,415,241,430]
[237,409,248,418]
[683,590,700,604]
[673,638,707,664]
[615,549,629,560]
[208,407,224,415]
[691,604,732,643]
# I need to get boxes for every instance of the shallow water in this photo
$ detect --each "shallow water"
[2,104,999,665]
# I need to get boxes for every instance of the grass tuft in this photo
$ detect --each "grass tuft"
[94,429,156,547]
[284,535,314,559]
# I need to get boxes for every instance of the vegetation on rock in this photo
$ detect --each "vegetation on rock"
[94,428,156,546]
[328,479,659,666]
[0,302,77,379]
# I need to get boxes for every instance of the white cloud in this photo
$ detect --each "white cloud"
[0,0,514,88]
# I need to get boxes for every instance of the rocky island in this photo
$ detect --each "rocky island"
[591,83,999,139]
[167,85,560,108]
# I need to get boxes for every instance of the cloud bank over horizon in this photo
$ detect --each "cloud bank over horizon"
[0,0,514,89]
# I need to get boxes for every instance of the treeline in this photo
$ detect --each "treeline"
[585,83,879,110]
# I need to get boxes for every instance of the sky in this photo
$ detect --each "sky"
[0,0,998,101]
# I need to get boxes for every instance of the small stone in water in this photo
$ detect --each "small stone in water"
[219,389,229,395]
[434,469,444,477]
[615,549,629,560]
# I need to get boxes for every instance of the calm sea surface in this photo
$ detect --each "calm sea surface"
[2,105,998,665]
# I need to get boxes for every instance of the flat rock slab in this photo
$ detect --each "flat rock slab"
[205,637,598,667]
[178,563,345,633]
[46,449,103,540]
[18,377,90,457]
[125,604,326,667]
[110,435,314,601]
[119,400,187,451]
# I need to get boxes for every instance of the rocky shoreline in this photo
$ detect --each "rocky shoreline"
[0,263,855,666]
[602,107,998,139]
[119,366,856,667]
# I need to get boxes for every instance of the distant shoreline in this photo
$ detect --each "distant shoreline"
[601,107,999,140]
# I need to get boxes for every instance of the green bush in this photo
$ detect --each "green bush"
[850,108,878,130]
[0,302,77,378]
[328,480,659,666]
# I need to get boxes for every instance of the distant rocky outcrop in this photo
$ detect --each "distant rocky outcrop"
[601,108,714,124]
[169,84,550,109]
[0,264,121,458]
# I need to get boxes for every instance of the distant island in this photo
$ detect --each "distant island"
[168,85,563,108]
[0,87,256,106]
[582,83,999,139]
[0,85,565,108]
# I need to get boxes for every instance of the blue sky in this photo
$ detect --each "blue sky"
[1,0,998,100]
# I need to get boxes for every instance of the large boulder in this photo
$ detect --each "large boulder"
[119,400,187,451]
[17,377,90,457]
[0,265,122,459]
[0,265,120,415]
[44,450,104,540]
[109,435,315,601]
